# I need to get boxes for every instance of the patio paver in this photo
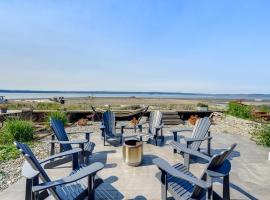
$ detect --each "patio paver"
[0,127,269,199]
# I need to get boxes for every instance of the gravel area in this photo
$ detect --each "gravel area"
[0,113,260,192]
[210,112,259,137]
[0,142,48,191]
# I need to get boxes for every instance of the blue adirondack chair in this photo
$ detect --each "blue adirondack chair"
[170,117,212,167]
[100,110,126,146]
[14,141,104,200]
[50,118,95,164]
[154,143,237,200]
[136,111,164,146]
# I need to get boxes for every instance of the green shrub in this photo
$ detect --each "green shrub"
[227,102,252,119]
[197,102,208,107]
[36,102,61,110]
[7,103,32,110]
[64,104,83,110]
[47,111,68,126]
[251,124,270,147]
[0,118,34,144]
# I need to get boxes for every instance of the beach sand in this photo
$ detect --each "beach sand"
[7,97,270,111]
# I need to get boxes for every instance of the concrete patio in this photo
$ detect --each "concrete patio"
[0,127,269,200]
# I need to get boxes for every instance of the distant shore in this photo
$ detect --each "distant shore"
[2,90,270,101]
[6,96,270,111]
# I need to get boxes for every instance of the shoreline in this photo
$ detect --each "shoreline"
[6,96,270,106]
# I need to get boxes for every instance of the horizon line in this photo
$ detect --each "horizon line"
[0,89,270,96]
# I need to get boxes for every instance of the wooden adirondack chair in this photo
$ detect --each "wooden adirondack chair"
[154,143,237,200]
[14,141,104,200]
[50,118,95,164]
[136,111,164,146]
[170,117,212,163]
[100,110,126,146]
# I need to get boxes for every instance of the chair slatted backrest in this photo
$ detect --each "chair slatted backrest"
[190,117,211,150]
[149,111,163,134]
[14,141,63,200]
[207,143,237,170]
[103,110,116,137]
[50,118,72,151]
[191,143,237,198]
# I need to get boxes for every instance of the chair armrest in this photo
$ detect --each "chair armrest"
[39,148,82,164]
[116,123,126,134]
[22,161,40,179]
[100,125,105,129]
[184,136,212,143]
[32,162,104,193]
[116,123,126,128]
[170,141,211,161]
[170,127,193,133]
[135,122,146,127]
[58,139,88,145]
[153,158,211,189]
[155,124,164,130]
[44,140,61,144]
[66,131,92,135]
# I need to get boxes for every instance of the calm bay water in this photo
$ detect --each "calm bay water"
[1,92,270,100]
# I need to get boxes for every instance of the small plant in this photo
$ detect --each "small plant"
[0,142,38,161]
[0,145,20,161]
[258,105,270,113]
[197,103,208,107]
[0,118,34,144]
[47,111,68,126]
[227,102,252,119]
[251,124,270,147]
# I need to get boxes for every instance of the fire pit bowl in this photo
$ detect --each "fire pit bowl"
[122,139,143,167]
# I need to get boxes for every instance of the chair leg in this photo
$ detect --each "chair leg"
[154,136,158,146]
[26,176,39,200]
[207,177,213,200]
[207,131,212,156]
[160,171,167,200]
[25,178,33,200]
[138,124,142,132]
[72,152,79,170]
[223,175,230,200]
[85,132,90,142]
[85,151,90,165]
[88,175,95,200]
[79,143,85,164]
[173,132,177,153]
[50,135,55,156]
[120,135,123,144]
[184,153,190,170]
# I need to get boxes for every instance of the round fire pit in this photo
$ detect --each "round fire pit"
[123,139,143,167]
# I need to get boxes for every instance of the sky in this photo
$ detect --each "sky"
[0,0,270,93]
